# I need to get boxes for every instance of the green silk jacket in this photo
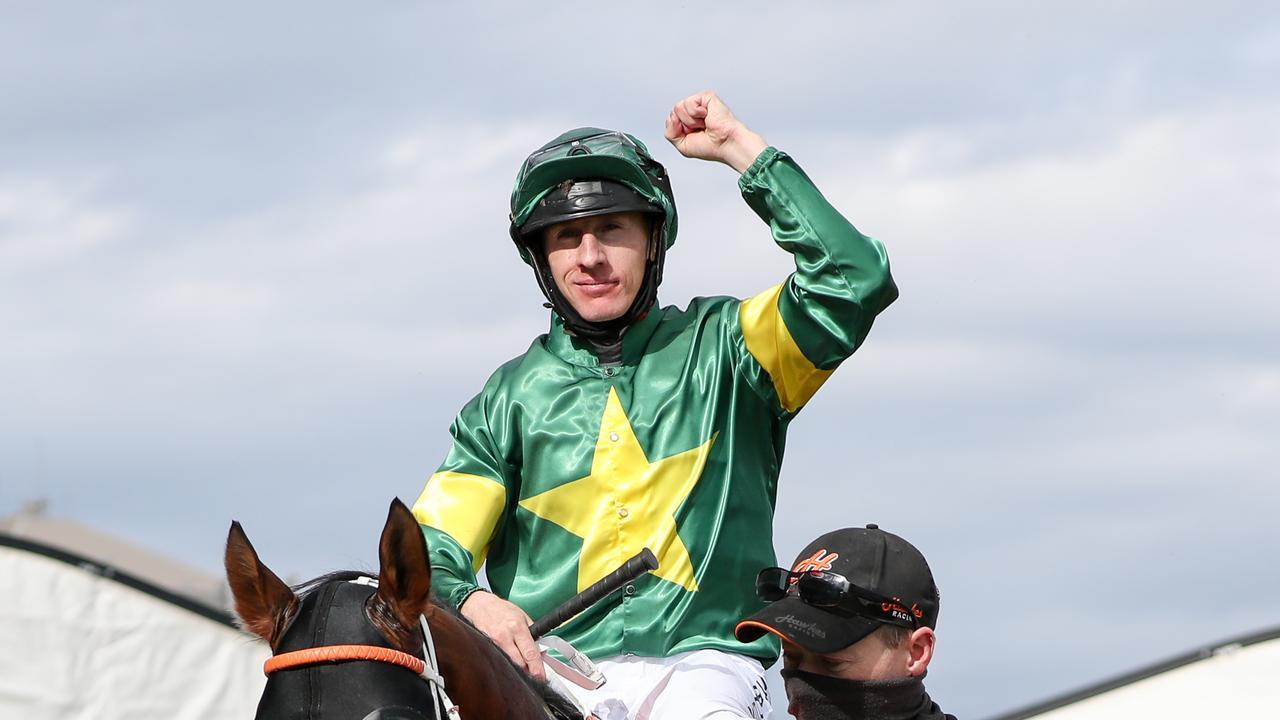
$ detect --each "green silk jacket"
[412,147,898,664]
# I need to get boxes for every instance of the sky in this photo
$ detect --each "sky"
[2,2,1278,717]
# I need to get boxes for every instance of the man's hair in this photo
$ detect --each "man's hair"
[875,623,911,649]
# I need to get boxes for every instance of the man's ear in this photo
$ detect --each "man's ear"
[224,521,297,648]
[905,627,936,677]
[375,498,433,630]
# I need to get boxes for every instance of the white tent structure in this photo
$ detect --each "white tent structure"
[987,625,1280,719]
[0,505,268,719]
[10,501,1275,720]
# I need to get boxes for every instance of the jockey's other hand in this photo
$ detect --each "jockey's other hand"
[664,90,768,174]
[460,589,546,681]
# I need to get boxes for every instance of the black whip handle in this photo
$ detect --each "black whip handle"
[529,548,658,640]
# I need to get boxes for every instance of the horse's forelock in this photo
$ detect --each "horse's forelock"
[289,570,428,654]
[292,569,373,598]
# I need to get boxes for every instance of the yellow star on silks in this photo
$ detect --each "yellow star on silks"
[518,386,716,594]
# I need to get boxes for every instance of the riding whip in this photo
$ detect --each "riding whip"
[529,548,658,640]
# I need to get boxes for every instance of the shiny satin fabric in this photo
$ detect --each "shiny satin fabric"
[413,147,898,665]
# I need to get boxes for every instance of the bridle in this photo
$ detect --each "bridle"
[264,612,461,720]
[259,576,600,720]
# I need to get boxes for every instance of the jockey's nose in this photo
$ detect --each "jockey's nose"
[577,232,607,268]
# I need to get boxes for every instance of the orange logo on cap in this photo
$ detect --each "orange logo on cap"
[881,599,925,620]
[792,549,839,578]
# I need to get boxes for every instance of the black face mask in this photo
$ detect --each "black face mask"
[780,669,953,720]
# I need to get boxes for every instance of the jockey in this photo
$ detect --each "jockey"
[412,91,898,719]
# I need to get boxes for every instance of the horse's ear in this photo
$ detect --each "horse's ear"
[376,497,433,629]
[225,520,297,648]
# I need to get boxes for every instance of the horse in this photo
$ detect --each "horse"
[224,497,583,720]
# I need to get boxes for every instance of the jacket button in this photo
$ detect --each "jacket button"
[624,584,636,596]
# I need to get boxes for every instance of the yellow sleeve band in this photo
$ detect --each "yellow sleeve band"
[739,283,833,413]
[411,471,506,572]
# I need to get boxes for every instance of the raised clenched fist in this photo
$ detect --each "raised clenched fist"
[664,91,768,173]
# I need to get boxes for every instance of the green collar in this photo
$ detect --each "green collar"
[544,302,663,367]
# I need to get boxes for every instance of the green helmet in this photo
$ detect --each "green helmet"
[508,128,679,346]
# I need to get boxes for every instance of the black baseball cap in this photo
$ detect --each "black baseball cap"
[735,524,941,654]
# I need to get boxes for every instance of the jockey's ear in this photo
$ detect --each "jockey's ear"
[376,497,433,633]
[225,520,298,648]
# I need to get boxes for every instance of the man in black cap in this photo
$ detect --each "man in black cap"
[736,525,955,720]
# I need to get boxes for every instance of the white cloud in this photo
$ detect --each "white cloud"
[794,97,1280,351]
[0,176,133,271]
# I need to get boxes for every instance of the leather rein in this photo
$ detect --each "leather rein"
[264,612,461,720]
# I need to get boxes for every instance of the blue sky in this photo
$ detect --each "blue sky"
[3,3,1278,717]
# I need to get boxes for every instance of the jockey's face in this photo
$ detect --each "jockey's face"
[781,626,934,682]
[542,211,650,323]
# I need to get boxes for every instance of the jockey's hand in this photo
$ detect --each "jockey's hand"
[460,589,546,681]
[664,90,769,174]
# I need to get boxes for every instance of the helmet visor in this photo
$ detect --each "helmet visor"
[521,179,662,237]
[517,130,648,185]
[511,130,667,232]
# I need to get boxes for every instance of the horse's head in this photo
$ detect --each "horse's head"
[226,498,442,719]
[226,498,579,720]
